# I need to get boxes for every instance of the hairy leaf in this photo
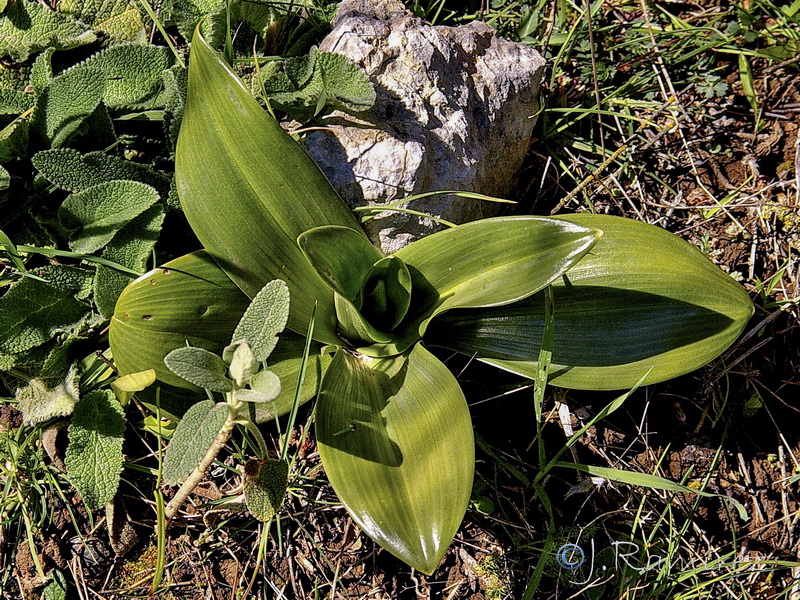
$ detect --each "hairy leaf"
[316,344,473,574]
[30,47,56,94]
[30,66,105,148]
[235,369,280,404]
[0,116,29,162]
[16,363,81,425]
[243,458,288,521]
[0,88,34,114]
[58,180,159,254]
[231,279,290,362]
[65,390,125,510]
[94,205,164,319]
[260,46,376,113]
[73,44,174,109]
[58,0,145,42]
[176,30,364,344]
[164,346,232,392]
[0,0,95,62]
[33,148,172,196]
[0,276,88,354]
[162,399,228,484]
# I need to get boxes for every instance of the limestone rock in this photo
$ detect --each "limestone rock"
[302,0,546,253]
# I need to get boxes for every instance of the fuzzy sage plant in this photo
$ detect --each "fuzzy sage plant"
[108,31,754,573]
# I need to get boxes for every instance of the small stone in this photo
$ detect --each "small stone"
[303,0,546,252]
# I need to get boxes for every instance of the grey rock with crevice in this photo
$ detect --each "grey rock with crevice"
[302,0,546,253]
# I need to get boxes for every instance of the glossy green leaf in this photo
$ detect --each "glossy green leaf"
[109,251,329,421]
[316,343,474,574]
[395,216,601,333]
[360,256,412,330]
[298,225,382,302]
[175,30,364,344]
[334,292,393,346]
[109,251,249,390]
[427,214,754,390]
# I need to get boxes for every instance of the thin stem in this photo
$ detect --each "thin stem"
[244,421,269,459]
[164,413,236,524]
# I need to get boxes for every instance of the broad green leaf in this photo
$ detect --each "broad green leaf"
[16,363,81,425]
[396,216,600,328]
[243,458,289,521]
[94,205,164,319]
[0,276,88,354]
[65,390,125,510]
[171,0,224,42]
[298,225,382,302]
[334,292,393,346]
[74,44,175,109]
[109,251,330,421]
[427,214,754,390]
[360,256,412,330]
[316,343,474,574]
[33,148,172,196]
[164,346,232,392]
[111,368,156,406]
[0,0,95,62]
[110,251,249,389]
[231,279,290,361]
[59,180,160,254]
[176,30,364,345]
[162,399,228,484]
[30,66,105,148]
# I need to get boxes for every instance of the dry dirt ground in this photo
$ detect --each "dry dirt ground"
[5,5,800,600]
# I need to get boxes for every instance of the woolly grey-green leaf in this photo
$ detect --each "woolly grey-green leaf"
[231,280,290,362]
[94,205,165,319]
[58,0,145,43]
[243,458,288,521]
[73,44,175,109]
[235,369,280,404]
[31,66,105,148]
[162,65,187,153]
[0,277,88,355]
[37,264,95,300]
[0,0,96,62]
[0,164,8,190]
[162,399,228,484]
[164,346,233,392]
[0,88,34,114]
[58,180,160,254]
[33,148,171,196]
[16,363,81,425]
[65,390,125,510]
[30,47,56,94]
[260,47,375,113]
